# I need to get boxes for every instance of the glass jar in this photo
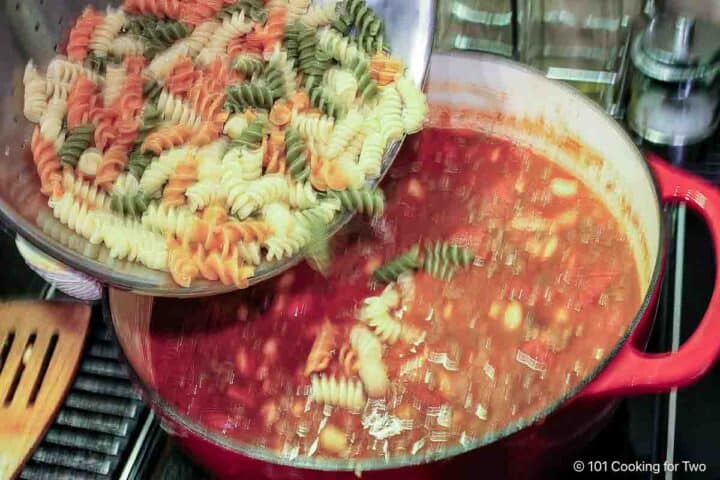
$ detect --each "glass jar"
[628,15,720,147]
[518,0,635,114]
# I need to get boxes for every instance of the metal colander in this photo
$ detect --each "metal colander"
[0,0,434,297]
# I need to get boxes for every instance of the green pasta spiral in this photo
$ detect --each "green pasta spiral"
[148,21,187,46]
[425,241,476,268]
[345,0,386,53]
[285,21,301,64]
[331,187,385,217]
[421,242,475,281]
[84,51,107,74]
[143,79,163,104]
[233,54,265,76]
[262,66,288,99]
[331,8,353,34]
[372,245,421,283]
[128,17,187,57]
[349,57,378,101]
[285,128,310,182]
[233,114,268,149]
[59,124,94,167]
[422,253,456,281]
[111,192,151,218]
[221,0,268,23]
[225,82,275,112]
[307,85,347,119]
[128,150,154,179]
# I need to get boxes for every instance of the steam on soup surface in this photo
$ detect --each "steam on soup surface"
[150,128,641,461]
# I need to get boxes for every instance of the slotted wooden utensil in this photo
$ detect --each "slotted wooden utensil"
[0,301,91,479]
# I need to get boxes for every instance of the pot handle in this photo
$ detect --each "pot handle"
[583,154,720,398]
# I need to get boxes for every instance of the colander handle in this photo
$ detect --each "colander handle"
[583,155,720,398]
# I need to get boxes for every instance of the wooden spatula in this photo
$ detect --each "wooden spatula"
[0,301,91,479]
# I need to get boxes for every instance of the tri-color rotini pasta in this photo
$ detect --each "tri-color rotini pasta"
[22,0,427,288]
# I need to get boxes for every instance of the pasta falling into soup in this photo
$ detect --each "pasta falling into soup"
[149,128,642,461]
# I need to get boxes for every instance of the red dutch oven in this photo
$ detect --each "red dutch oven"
[105,52,720,479]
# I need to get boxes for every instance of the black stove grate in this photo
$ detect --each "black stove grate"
[19,312,150,480]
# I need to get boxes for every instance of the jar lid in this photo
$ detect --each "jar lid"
[632,14,720,82]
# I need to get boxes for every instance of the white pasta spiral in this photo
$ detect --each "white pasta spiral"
[317,27,365,67]
[323,109,364,160]
[110,35,146,57]
[103,65,126,106]
[357,285,402,344]
[358,132,385,178]
[46,57,103,86]
[23,61,47,123]
[146,41,193,81]
[77,148,103,177]
[183,19,220,55]
[157,90,203,129]
[287,180,318,209]
[97,213,168,270]
[142,202,199,240]
[89,8,127,56]
[324,68,358,105]
[139,147,192,195]
[196,12,251,66]
[237,241,263,266]
[377,84,404,142]
[49,193,102,243]
[186,180,226,212]
[396,76,428,134]
[222,145,263,182]
[227,174,289,219]
[291,111,335,143]
[40,97,67,143]
[310,375,366,411]
[349,324,389,397]
[301,2,338,27]
[62,171,111,211]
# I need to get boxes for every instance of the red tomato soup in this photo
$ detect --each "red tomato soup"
[149,128,642,460]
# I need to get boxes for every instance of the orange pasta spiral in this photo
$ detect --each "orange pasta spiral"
[141,124,193,155]
[187,86,224,119]
[264,127,286,174]
[112,72,144,119]
[67,75,98,130]
[94,108,119,151]
[370,52,405,86]
[179,0,224,26]
[207,219,273,253]
[166,56,199,97]
[114,117,139,147]
[30,127,64,198]
[193,245,255,288]
[162,158,197,207]
[167,238,200,288]
[123,55,147,76]
[189,120,222,147]
[67,7,104,62]
[227,34,263,57]
[247,7,287,54]
[304,320,337,376]
[122,0,181,19]
[95,143,129,189]
[202,57,237,95]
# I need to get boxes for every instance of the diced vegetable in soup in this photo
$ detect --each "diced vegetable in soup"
[150,128,642,461]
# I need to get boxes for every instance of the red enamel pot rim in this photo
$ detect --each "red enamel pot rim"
[104,52,720,473]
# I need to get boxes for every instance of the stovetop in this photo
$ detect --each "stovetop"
[2,143,720,480]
